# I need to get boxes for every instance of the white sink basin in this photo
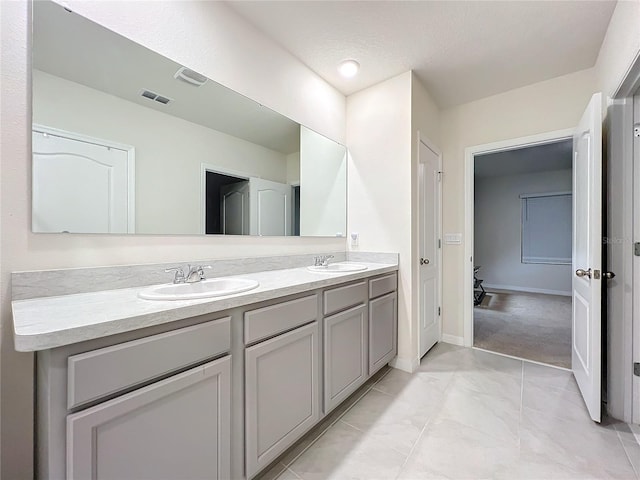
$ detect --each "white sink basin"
[307,263,368,273]
[139,278,259,301]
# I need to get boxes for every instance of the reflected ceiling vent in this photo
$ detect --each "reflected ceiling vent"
[174,67,208,87]
[140,89,172,105]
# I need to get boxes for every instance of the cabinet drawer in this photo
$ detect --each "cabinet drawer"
[244,294,318,345]
[324,281,367,316]
[67,317,231,409]
[369,273,397,299]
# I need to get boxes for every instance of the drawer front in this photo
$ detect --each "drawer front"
[67,317,231,409]
[369,272,398,299]
[323,281,367,316]
[244,295,318,345]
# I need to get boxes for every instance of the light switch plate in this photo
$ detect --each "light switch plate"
[444,233,462,245]
[350,232,359,247]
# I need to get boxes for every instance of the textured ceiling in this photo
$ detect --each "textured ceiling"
[474,140,573,178]
[227,1,616,108]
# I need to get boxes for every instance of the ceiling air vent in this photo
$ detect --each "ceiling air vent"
[174,67,208,87]
[140,89,173,105]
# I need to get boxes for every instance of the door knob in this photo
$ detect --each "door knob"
[603,271,616,280]
[575,268,592,278]
[420,258,430,265]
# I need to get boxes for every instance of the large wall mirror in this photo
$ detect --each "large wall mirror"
[31,0,347,237]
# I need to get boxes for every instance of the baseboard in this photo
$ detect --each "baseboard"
[483,283,571,297]
[441,334,464,346]
[389,355,420,373]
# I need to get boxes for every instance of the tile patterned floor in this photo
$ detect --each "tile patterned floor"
[262,343,639,480]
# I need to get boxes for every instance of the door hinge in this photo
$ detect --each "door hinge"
[635,242,640,256]
[438,307,441,316]
[634,363,640,377]
[437,171,443,182]
[635,125,640,138]
[438,239,441,249]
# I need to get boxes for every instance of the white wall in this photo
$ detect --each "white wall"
[348,72,413,369]
[286,152,301,184]
[0,1,346,477]
[347,72,441,372]
[34,70,289,234]
[474,169,573,295]
[439,67,597,340]
[299,127,347,237]
[595,0,640,101]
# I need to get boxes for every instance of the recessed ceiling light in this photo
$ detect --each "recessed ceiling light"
[338,59,360,78]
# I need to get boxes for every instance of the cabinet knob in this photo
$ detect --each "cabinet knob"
[420,258,430,265]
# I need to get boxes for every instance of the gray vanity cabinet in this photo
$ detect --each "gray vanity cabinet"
[245,321,320,479]
[322,280,368,413]
[67,356,231,480]
[323,304,368,412]
[369,273,398,375]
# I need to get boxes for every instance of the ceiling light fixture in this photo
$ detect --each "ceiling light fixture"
[338,59,360,78]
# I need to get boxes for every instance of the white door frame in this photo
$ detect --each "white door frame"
[200,163,250,234]
[417,132,443,354]
[463,128,575,347]
[607,55,640,425]
[32,124,136,233]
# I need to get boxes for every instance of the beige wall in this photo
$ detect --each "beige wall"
[439,67,597,340]
[0,1,346,477]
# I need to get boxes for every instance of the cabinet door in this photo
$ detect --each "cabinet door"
[369,292,398,374]
[245,322,319,478]
[67,356,231,480]
[324,304,367,413]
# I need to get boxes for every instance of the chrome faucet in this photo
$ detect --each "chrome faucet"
[313,255,334,267]
[165,265,212,284]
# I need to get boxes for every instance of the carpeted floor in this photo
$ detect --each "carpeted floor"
[473,290,571,368]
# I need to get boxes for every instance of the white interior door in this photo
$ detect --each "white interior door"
[32,129,133,233]
[249,178,292,236]
[419,140,441,358]
[572,92,603,422]
[221,182,249,235]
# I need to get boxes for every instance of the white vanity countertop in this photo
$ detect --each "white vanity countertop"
[12,262,397,352]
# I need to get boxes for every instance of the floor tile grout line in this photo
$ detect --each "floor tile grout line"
[393,360,462,480]
[280,369,392,470]
[518,360,524,451]
[473,346,571,372]
[283,465,303,480]
[616,428,640,479]
[337,419,411,459]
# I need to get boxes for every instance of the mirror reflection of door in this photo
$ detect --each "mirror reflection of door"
[205,173,294,236]
[32,128,134,234]
[249,178,293,236]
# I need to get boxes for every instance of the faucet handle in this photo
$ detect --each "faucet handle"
[165,266,186,284]
[196,265,212,280]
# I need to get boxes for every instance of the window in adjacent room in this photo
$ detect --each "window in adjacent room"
[520,192,572,265]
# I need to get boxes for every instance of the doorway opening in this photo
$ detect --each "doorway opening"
[472,139,573,368]
[204,170,248,235]
[473,139,573,368]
